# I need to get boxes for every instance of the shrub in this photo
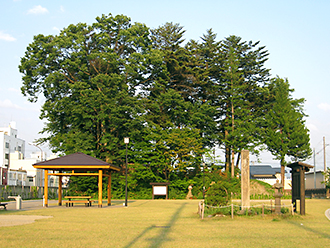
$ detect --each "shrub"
[205,171,240,206]
[206,182,230,206]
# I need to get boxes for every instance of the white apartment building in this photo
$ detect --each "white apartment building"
[8,150,60,187]
[9,151,43,186]
[0,122,60,187]
[0,122,25,185]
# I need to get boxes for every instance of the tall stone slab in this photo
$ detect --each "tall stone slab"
[241,150,250,209]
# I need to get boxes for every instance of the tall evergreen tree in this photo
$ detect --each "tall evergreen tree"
[263,77,312,185]
[200,34,270,173]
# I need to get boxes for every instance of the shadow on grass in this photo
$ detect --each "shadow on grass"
[124,202,187,248]
[287,220,330,240]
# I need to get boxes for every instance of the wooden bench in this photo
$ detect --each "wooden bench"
[64,196,92,207]
[64,200,91,207]
[0,202,8,210]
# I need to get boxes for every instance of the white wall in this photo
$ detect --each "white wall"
[0,122,25,169]
[8,169,27,186]
[305,171,325,189]
[255,173,292,190]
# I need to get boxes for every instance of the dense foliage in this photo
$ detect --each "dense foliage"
[205,171,240,206]
[322,168,330,188]
[19,13,312,197]
[262,77,312,184]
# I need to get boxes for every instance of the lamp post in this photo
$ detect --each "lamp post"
[28,142,43,161]
[124,137,129,207]
[29,142,43,187]
[202,162,205,199]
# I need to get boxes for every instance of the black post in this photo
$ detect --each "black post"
[202,162,205,199]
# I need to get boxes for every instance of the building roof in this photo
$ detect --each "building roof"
[33,152,120,171]
[250,165,281,179]
[287,161,313,172]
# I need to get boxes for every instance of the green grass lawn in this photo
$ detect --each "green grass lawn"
[1,199,329,247]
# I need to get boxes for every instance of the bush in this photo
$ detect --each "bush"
[205,171,240,206]
[206,183,230,206]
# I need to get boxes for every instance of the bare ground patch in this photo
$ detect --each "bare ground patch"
[0,215,53,227]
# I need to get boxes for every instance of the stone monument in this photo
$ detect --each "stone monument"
[241,150,250,209]
[186,185,193,200]
[273,180,283,214]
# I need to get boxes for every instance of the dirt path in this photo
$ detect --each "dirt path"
[0,215,52,227]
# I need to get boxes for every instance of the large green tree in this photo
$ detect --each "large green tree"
[19,12,312,196]
[19,14,153,165]
[197,34,270,174]
[263,77,312,185]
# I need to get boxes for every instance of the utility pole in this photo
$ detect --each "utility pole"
[324,137,327,172]
[313,148,316,189]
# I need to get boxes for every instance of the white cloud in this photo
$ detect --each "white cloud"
[27,5,49,15]
[306,123,318,132]
[60,6,65,13]
[52,27,60,32]
[0,99,23,109]
[317,103,330,111]
[0,31,16,41]
[8,88,20,93]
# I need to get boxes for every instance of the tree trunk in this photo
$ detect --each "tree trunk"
[235,152,241,168]
[280,158,285,187]
[231,150,235,177]
[225,130,230,172]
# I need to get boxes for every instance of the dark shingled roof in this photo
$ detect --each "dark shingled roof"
[33,152,120,171]
[250,165,281,179]
[287,161,313,171]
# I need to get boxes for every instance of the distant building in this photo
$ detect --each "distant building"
[305,170,325,189]
[9,150,60,187]
[250,165,291,190]
[0,122,25,185]
[0,122,60,187]
[8,168,28,186]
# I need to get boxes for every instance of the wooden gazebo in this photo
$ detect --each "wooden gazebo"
[33,152,120,207]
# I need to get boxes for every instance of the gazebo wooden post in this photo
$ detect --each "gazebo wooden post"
[98,169,103,208]
[58,175,62,206]
[107,172,112,206]
[44,169,48,207]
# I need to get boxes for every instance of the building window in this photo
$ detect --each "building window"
[18,146,22,152]
[5,142,9,148]
[5,153,9,159]
[28,177,34,182]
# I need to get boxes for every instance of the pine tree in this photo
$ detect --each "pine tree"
[263,77,312,185]
[199,34,270,174]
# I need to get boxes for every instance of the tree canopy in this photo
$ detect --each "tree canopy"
[262,77,312,184]
[19,13,311,195]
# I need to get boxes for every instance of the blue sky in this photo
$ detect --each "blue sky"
[1,0,329,169]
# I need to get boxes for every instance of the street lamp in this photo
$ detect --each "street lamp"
[28,142,43,161]
[29,142,43,187]
[124,137,129,207]
[202,162,205,199]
